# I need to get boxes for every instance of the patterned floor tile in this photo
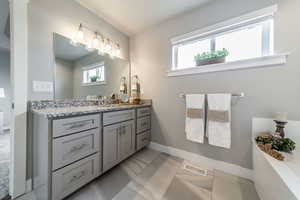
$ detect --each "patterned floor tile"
[212,170,259,200]
[65,148,259,200]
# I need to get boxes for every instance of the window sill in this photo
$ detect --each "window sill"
[167,54,289,77]
[82,81,106,86]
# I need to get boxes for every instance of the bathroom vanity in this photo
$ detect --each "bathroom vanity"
[30,31,150,200]
[31,104,151,200]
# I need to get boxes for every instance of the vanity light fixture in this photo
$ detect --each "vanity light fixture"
[71,23,85,46]
[71,23,121,58]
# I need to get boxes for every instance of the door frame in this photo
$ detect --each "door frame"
[9,0,29,198]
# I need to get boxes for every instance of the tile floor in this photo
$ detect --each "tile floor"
[63,148,260,200]
[0,131,10,200]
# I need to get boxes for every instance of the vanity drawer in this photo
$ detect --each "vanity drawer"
[136,131,150,151]
[137,107,151,118]
[137,116,151,133]
[52,153,100,200]
[53,114,100,138]
[52,128,100,170]
[103,109,135,126]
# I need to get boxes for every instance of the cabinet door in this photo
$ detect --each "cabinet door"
[119,120,135,161]
[103,123,120,172]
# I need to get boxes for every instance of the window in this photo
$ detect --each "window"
[82,62,105,85]
[173,19,273,69]
[169,5,288,77]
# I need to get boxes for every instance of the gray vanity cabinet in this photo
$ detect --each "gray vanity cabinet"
[103,123,119,172]
[103,110,136,172]
[136,107,151,151]
[32,105,151,200]
[119,120,136,161]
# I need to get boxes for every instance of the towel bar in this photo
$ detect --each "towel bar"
[179,93,245,99]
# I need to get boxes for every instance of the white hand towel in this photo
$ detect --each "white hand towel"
[207,94,231,149]
[185,94,205,143]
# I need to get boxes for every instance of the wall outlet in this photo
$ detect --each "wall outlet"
[33,81,53,93]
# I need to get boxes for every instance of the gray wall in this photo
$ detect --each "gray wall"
[28,0,130,101]
[0,51,10,128]
[73,53,129,98]
[130,0,300,169]
[55,58,74,100]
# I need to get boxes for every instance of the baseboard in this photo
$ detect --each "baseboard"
[149,142,253,181]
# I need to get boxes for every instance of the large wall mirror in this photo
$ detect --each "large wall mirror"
[53,33,130,100]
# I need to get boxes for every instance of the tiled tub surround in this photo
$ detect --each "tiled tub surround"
[31,101,151,200]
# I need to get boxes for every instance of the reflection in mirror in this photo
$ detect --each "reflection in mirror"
[53,33,129,100]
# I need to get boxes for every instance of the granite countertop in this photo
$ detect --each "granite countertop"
[32,103,152,119]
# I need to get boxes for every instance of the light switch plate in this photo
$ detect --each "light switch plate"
[33,81,53,92]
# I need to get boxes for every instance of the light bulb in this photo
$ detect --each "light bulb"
[87,32,100,51]
[97,37,105,55]
[115,44,121,57]
[91,33,100,48]
[104,39,112,52]
[92,38,100,48]
[71,24,85,45]
[108,42,115,58]
[98,49,105,56]
[110,49,116,59]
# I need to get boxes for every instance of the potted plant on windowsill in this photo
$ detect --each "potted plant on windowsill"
[194,48,229,66]
[90,75,99,83]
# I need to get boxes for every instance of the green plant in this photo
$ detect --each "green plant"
[256,136,296,153]
[90,75,99,82]
[194,48,229,61]
[255,136,273,145]
[272,138,296,152]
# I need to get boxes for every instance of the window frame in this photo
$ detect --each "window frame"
[172,16,274,70]
[82,62,106,86]
[168,5,288,77]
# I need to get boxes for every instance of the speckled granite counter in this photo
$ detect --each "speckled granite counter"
[32,103,152,119]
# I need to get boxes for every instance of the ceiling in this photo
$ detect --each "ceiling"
[75,0,211,36]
